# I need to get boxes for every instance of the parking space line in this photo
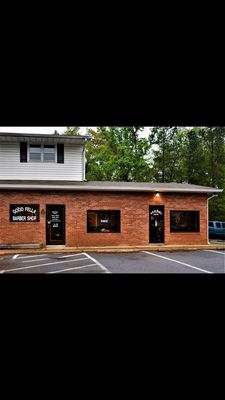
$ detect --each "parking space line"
[57,253,85,259]
[12,254,19,260]
[83,253,111,273]
[22,258,49,263]
[48,263,98,274]
[204,250,225,255]
[17,254,46,259]
[4,257,90,273]
[142,251,213,274]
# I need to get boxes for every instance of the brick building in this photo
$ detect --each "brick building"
[0,132,222,247]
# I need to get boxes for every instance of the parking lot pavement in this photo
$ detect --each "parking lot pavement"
[0,252,110,274]
[0,250,224,274]
[88,250,225,274]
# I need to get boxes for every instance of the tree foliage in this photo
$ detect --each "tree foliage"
[63,127,81,135]
[86,127,151,181]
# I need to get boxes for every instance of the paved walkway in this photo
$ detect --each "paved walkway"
[0,243,224,256]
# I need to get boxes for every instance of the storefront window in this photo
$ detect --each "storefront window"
[170,211,200,232]
[87,210,120,233]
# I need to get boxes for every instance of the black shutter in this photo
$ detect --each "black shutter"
[20,142,27,162]
[57,144,64,163]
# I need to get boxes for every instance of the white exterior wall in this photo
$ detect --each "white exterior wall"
[0,142,84,181]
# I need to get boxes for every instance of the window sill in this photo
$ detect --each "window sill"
[28,161,56,163]
[170,232,200,234]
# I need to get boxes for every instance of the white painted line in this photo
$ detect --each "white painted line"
[83,252,111,273]
[12,254,19,260]
[0,270,5,273]
[22,258,49,263]
[17,254,46,259]
[57,253,86,259]
[204,250,225,255]
[4,258,90,273]
[142,251,213,274]
[49,263,98,274]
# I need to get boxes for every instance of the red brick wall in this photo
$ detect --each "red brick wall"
[0,190,208,246]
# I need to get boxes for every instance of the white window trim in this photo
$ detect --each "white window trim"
[28,144,57,163]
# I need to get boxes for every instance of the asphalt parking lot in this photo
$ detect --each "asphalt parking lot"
[0,250,224,273]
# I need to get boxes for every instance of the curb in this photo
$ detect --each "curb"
[0,245,224,256]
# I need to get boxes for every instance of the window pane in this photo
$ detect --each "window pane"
[43,146,55,162]
[216,222,221,228]
[30,147,41,153]
[30,145,41,149]
[30,152,41,161]
[44,152,55,161]
[170,211,199,232]
[29,145,41,161]
[222,223,225,228]
[209,222,213,227]
[87,210,120,233]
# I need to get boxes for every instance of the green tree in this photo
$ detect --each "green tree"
[182,127,207,185]
[86,126,151,181]
[202,127,225,187]
[63,127,81,135]
[202,127,225,220]
[149,127,185,182]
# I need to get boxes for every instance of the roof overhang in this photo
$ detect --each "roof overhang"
[0,181,223,194]
[0,133,91,145]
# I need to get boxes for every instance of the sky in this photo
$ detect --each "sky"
[0,127,151,137]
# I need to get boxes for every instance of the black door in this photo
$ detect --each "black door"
[149,206,164,243]
[46,205,65,245]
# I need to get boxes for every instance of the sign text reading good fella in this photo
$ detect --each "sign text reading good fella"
[10,204,40,222]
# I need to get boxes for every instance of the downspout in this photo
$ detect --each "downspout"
[207,194,218,244]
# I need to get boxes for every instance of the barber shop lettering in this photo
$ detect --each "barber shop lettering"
[10,204,40,222]
[150,209,163,216]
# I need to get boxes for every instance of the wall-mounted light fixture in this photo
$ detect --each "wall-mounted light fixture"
[41,209,45,215]
[155,193,160,197]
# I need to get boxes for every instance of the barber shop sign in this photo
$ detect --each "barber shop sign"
[10,204,40,222]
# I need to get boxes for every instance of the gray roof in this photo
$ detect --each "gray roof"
[0,180,222,193]
[0,132,91,145]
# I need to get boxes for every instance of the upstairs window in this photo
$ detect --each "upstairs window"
[29,144,56,162]
[29,145,42,162]
[43,145,56,162]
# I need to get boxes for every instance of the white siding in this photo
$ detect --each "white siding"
[0,142,84,181]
